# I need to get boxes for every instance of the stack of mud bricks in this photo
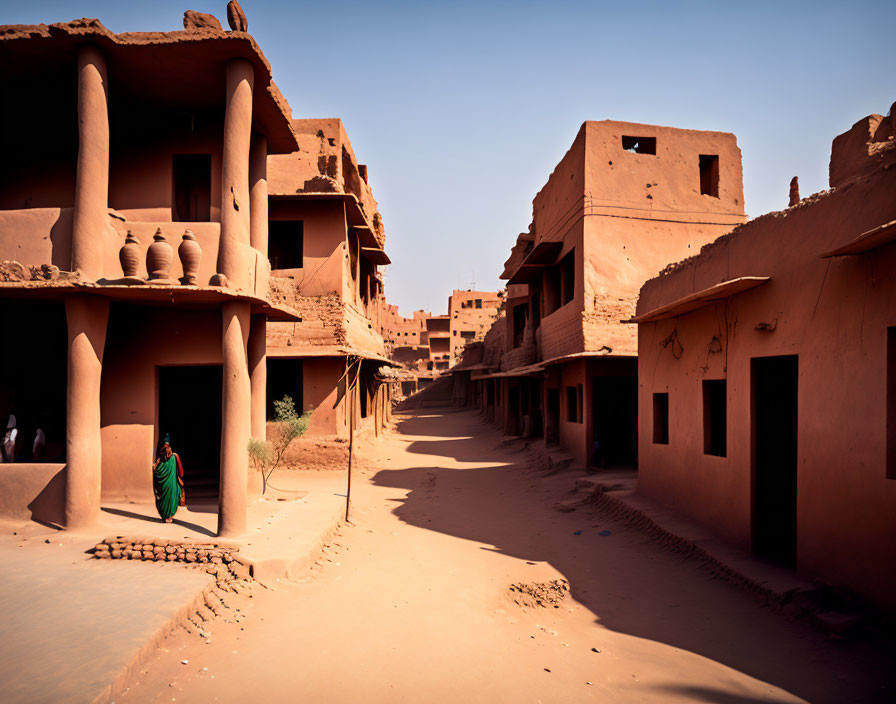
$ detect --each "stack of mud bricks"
[92,537,252,582]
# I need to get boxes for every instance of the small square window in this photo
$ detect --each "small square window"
[268,220,304,270]
[621,136,656,155]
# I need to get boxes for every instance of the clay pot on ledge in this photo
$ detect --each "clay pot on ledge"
[146,228,174,283]
[118,230,142,283]
[178,230,202,285]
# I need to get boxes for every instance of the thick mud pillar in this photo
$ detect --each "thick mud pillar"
[249,135,268,256]
[72,46,109,281]
[64,295,109,529]
[247,314,266,496]
[219,301,251,536]
[218,59,254,291]
[248,314,267,441]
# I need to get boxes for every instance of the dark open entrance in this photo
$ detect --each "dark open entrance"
[266,358,303,419]
[752,355,798,567]
[546,387,560,445]
[158,365,222,500]
[0,301,67,462]
[172,154,211,222]
[592,368,638,467]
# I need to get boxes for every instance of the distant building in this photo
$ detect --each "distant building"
[447,290,503,365]
[632,107,896,612]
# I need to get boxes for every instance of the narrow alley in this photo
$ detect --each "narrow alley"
[124,409,893,704]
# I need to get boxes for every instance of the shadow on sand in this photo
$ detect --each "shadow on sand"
[101,506,216,538]
[373,409,895,704]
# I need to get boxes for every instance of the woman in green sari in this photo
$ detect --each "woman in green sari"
[153,433,184,522]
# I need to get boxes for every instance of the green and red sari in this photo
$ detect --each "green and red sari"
[153,452,184,520]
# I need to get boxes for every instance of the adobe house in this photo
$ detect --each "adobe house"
[382,305,431,396]
[265,119,395,443]
[481,121,746,466]
[632,106,896,612]
[0,17,301,536]
[447,289,503,366]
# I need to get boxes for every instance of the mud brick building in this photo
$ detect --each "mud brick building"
[265,118,396,443]
[0,17,302,535]
[381,305,430,397]
[472,121,746,468]
[447,290,503,366]
[632,107,896,612]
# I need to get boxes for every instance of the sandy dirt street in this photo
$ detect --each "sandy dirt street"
[123,409,894,703]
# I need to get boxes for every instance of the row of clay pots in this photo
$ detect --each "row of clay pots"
[119,228,202,285]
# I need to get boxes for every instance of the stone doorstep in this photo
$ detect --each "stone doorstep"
[577,481,873,634]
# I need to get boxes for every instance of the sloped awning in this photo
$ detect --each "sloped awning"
[627,276,770,324]
[471,362,545,380]
[507,241,563,285]
[820,219,896,258]
[361,247,391,265]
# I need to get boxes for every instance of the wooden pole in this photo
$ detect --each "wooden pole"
[345,358,360,523]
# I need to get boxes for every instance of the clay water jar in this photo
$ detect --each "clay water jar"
[146,228,174,281]
[119,230,140,278]
[178,229,202,285]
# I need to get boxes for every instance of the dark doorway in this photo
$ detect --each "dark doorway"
[592,375,638,467]
[266,358,303,418]
[752,355,798,567]
[0,301,67,462]
[172,154,211,222]
[546,387,560,445]
[158,365,222,499]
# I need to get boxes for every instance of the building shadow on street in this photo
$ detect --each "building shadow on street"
[372,409,895,704]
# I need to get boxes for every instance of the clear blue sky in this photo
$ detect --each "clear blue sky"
[5,1,892,315]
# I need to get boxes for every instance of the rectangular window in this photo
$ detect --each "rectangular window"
[577,383,584,423]
[888,328,896,478]
[461,330,475,339]
[699,154,720,197]
[172,154,211,222]
[703,379,727,457]
[561,249,575,306]
[566,386,578,423]
[653,392,669,444]
[268,220,304,270]
[475,299,482,309]
[544,266,561,315]
[621,136,656,155]
[513,304,528,348]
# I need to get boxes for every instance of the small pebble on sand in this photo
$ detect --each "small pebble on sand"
[181,659,189,665]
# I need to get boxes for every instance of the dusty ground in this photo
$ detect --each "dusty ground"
[122,408,894,703]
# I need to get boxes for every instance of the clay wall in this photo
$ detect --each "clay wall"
[298,357,346,437]
[636,140,896,611]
